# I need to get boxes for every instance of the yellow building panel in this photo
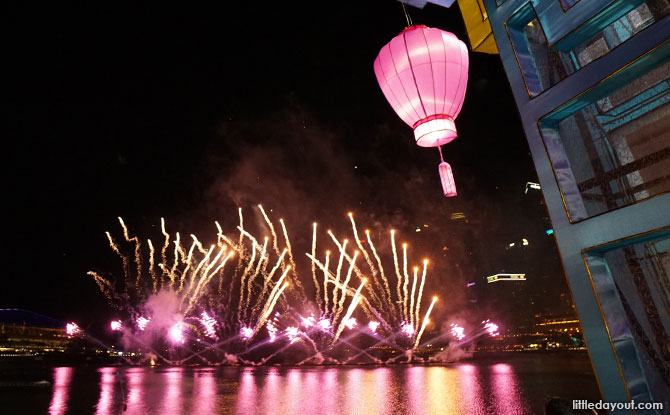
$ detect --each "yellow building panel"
[457,0,499,54]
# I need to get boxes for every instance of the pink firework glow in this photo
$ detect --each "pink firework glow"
[136,316,150,331]
[344,317,358,330]
[66,322,81,337]
[301,316,316,328]
[200,312,217,340]
[240,326,254,341]
[86,208,443,364]
[317,318,331,331]
[266,321,278,342]
[400,322,415,337]
[483,320,500,337]
[169,323,185,344]
[450,323,465,341]
[285,326,300,343]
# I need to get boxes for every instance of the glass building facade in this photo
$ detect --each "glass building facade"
[452,0,669,411]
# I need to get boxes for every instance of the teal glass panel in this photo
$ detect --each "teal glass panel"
[563,1,669,74]
[506,0,669,97]
[538,42,670,221]
[559,0,580,10]
[507,4,569,96]
[583,229,670,409]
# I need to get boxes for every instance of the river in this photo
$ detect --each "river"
[1,353,602,414]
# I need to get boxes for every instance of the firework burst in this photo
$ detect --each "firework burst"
[87,206,442,364]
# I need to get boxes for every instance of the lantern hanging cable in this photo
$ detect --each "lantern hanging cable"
[438,146,445,163]
[401,2,413,27]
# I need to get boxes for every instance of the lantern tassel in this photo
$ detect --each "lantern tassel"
[438,147,457,198]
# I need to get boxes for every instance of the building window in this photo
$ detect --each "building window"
[507,4,569,96]
[564,1,668,74]
[506,0,669,97]
[538,42,670,221]
[583,229,670,404]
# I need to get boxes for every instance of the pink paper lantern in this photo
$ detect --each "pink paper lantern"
[374,25,469,197]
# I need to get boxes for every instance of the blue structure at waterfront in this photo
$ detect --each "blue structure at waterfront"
[422,0,670,411]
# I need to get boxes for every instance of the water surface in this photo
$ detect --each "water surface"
[2,354,602,414]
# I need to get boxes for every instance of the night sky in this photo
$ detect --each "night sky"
[6,1,568,331]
